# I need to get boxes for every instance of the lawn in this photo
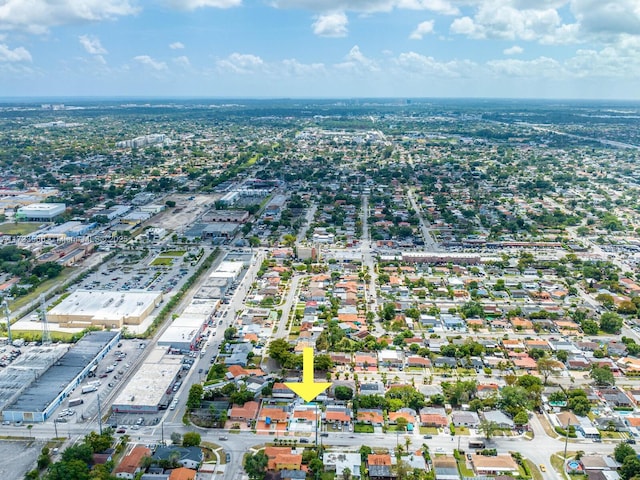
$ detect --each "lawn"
[0,222,43,235]
[420,426,440,434]
[453,426,470,435]
[457,458,475,477]
[151,257,174,266]
[525,459,543,480]
[8,267,75,312]
[161,250,186,257]
[354,423,374,433]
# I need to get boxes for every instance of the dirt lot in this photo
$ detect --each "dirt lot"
[0,439,45,478]
[152,194,219,232]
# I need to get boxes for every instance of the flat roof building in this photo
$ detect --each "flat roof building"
[3,331,120,422]
[48,289,163,329]
[16,203,66,221]
[112,347,183,413]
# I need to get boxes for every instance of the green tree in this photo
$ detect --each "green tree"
[334,386,354,400]
[581,319,599,335]
[396,417,409,431]
[224,327,238,341]
[590,365,615,386]
[170,432,182,445]
[186,384,204,410]
[537,357,561,385]
[314,354,334,372]
[46,459,90,480]
[182,431,201,447]
[600,312,623,334]
[61,444,93,464]
[245,451,268,480]
[513,411,529,426]
[615,443,636,463]
[478,419,498,439]
[620,455,640,480]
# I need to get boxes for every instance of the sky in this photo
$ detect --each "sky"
[1,0,640,99]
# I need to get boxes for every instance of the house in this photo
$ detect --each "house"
[477,384,499,399]
[433,456,459,480]
[378,349,404,368]
[115,446,151,479]
[273,453,303,472]
[407,356,431,368]
[419,407,448,428]
[388,409,417,428]
[359,383,385,396]
[323,452,362,478]
[452,411,479,427]
[357,409,384,426]
[556,411,580,428]
[367,453,394,480]
[599,388,634,408]
[433,357,457,369]
[272,383,295,399]
[168,467,197,480]
[153,446,203,470]
[482,410,514,429]
[229,401,260,423]
[471,454,519,475]
[280,471,307,480]
[325,406,352,426]
[355,353,378,370]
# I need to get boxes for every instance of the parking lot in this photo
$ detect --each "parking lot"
[49,339,147,426]
[74,246,212,296]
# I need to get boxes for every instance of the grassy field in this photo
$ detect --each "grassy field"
[151,257,174,266]
[161,250,186,257]
[525,459,544,480]
[0,222,43,235]
[453,426,470,435]
[8,267,76,312]
[12,330,77,343]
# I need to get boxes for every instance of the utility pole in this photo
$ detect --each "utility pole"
[53,419,58,439]
[97,393,103,435]
[2,300,11,344]
[161,421,164,445]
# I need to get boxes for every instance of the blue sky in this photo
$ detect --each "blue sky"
[1,0,640,99]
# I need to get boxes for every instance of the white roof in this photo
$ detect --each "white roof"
[113,351,183,408]
[48,289,162,322]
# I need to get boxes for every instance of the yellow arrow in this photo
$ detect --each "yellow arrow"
[285,347,332,402]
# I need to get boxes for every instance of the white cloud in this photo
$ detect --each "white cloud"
[165,0,242,10]
[336,45,379,72]
[281,58,326,76]
[394,51,476,76]
[169,42,185,50]
[487,56,564,77]
[503,45,523,55]
[312,12,348,37]
[217,53,264,74]
[571,0,640,36]
[410,20,435,39]
[173,55,191,68]
[450,3,566,42]
[271,0,458,15]
[79,35,107,55]
[0,0,138,34]
[0,43,32,62]
[134,55,167,71]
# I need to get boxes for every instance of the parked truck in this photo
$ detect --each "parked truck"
[81,385,98,394]
[68,398,84,407]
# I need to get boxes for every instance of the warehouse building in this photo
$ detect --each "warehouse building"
[48,289,163,329]
[112,347,183,413]
[157,299,218,351]
[2,331,120,423]
[16,203,66,221]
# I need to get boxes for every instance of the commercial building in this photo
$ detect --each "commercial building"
[112,347,183,413]
[15,203,66,221]
[38,221,96,240]
[2,331,120,422]
[48,289,163,329]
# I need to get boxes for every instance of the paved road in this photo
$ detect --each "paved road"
[9,412,617,480]
[407,188,439,251]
